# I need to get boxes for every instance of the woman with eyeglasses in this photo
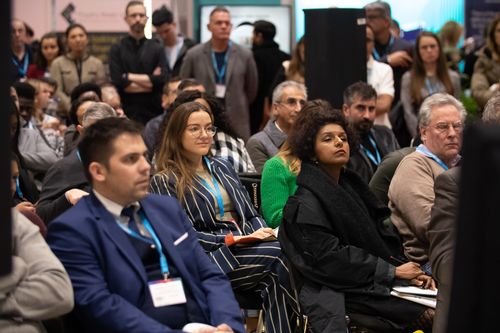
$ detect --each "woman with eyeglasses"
[401,31,461,140]
[50,23,106,114]
[150,101,298,333]
[279,100,434,332]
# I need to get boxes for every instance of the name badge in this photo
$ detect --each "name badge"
[215,84,226,98]
[148,277,187,307]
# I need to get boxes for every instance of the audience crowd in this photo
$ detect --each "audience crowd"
[4,1,500,332]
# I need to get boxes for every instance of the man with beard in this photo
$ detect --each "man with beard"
[343,81,399,183]
[109,1,167,124]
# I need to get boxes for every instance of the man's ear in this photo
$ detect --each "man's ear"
[420,126,427,143]
[76,124,84,134]
[88,161,107,183]
[271,103,279,117]
[342,104,349,117]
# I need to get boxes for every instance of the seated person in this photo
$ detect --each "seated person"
[247,80,307,172]
[10,92,40,203]
[0,209,73,332]
[368,147,416,206]
[389,93,466,264]
[261,141,300,228]
[279,100,434,333]
[63,82,102,156]
[150,102,298,333]
[47,117,243,333]
[343,81,399,184]
[12,83,60,184]
[101,83,126,117]
[154,90,256,173]
[471,17,500,109]
[11,153,46,236]
[37,102,116,223]
[428,94,500,333]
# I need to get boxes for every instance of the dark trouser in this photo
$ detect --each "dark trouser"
[228,241,298,333]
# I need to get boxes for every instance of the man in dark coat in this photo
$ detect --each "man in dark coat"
[250,20,290,134]
[343,82,400,184]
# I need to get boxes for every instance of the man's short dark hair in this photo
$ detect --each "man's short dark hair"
[253,20,276,41]
[209,6,229,20]
[69,95,101,125]
[152,6,174,26]
[125,1,145,16]
[78,118,143,182]
[13,81,35,100]
[364,1,390,20]
[162,76,182,95]
[178,78,202,91]
[70,82,102,103]
[343,81,377,106]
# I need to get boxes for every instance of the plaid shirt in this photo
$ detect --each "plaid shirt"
[211,132,256,173]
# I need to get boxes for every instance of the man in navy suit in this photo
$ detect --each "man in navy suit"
[47,117,243,333]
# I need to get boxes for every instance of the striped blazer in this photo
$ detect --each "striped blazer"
[150,157,268,274]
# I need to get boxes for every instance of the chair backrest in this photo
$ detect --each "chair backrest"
[238,173,262,211]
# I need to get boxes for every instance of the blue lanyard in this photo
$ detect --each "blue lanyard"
[425,77,437,95]
[359,134,381,166]
[372,35,394,61]
[12,52,30,77]
[197,157,225,220]
[416,144,449,171]
[117,211,170,279]
[211,41,231,84]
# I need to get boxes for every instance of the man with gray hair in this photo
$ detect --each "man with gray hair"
[36,102,117,223]
[246,80,307,172]
[388,93,466,265]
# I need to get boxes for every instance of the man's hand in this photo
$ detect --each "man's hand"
[395,262,424,280]
[387,51,412,67]
[65,189,89,205]
[15,201,36,215]
[152,66,162,76]
[410,274,436,290]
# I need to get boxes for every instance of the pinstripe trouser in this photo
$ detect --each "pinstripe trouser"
[227,241,298,333]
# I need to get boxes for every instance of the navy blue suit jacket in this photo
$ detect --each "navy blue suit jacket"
[47,193,244,333]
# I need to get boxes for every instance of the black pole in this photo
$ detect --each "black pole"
[0,0,12,276]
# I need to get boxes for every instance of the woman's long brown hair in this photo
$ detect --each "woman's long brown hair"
[155,101,214,202]
[410,31,454,106]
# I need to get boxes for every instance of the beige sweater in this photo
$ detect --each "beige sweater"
[388,151,447,264]
[0,210,74,333]
[50,53,107,113]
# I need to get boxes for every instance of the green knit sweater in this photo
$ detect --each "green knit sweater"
[260,155,298,228]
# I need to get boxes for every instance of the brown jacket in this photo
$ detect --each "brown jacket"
[471,48,500,109]
[50,53,107,112]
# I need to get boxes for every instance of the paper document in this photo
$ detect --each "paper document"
[392,286,437,297]
[390,291,437,308]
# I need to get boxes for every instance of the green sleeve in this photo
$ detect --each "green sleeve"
[261,157,296,228]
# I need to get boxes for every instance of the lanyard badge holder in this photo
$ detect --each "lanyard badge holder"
[211,41,231,98]
[117,212,187,307]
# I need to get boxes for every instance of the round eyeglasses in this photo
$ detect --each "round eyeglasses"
[186,125,217,138]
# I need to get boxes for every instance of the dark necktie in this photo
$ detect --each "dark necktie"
[121,206,141,234]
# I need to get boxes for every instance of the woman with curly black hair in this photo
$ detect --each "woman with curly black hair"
[279,100,434,332]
